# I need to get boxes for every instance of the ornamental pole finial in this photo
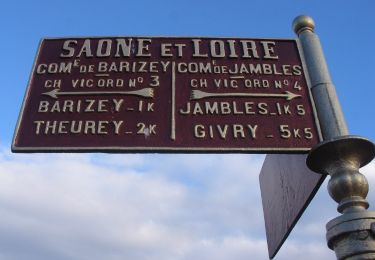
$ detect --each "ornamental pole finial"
[292,15,315,35]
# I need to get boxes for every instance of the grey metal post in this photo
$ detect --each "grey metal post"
[293,15,375,259]
[293,16,349,139]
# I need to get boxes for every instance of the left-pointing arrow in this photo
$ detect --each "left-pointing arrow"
[42,88,154,99]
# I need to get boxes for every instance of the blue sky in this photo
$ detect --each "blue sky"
[1,0,375,259]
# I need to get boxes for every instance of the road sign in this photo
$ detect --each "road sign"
[259,154,325,258]
[13,37,321,152]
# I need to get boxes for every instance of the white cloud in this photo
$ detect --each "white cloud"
[276,239,333,260]
[0,147,374,259]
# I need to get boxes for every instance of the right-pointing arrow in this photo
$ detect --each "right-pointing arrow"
[190,90,301,101]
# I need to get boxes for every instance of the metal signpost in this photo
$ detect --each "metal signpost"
[12,16,375,259]
[293,16,375,259]
[13,37,321,153]
[259,16,375,259]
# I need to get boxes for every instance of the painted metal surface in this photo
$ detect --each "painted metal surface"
[295,16,375,259]
[13,37,321,152]
[308,136,375,259]
[259,153,325,258]
[260,15,351,258]
[293,16,348,139]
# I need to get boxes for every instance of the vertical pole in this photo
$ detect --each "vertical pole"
[293,15,375,259]
[292,15,348,139]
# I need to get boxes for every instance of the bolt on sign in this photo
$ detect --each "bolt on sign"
[12,37,322,152]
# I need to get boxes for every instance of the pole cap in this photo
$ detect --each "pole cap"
[306,135,375,174]
[292,15,315,35]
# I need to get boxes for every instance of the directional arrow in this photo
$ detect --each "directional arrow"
[42,88,154,99]
[190,90,301,101]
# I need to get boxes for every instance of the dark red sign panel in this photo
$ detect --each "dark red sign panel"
[13,37,321,152]
[259,154,325,258]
